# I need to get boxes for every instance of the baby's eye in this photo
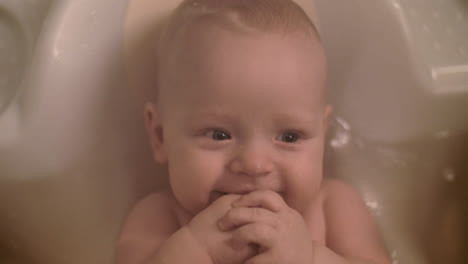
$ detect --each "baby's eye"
[277,132,300,143]
[205,129,232,141]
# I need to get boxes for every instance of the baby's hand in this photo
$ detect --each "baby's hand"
[218,190,314,264]
[186,194,257,264]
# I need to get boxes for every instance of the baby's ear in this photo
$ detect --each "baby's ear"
[323,104,333,135]
[144,103,168,164]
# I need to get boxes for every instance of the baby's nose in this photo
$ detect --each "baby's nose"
[228,144,274,177]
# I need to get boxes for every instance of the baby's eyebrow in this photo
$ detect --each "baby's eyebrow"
[189,110,236,122]
[187,109,321,126]
[273,111,321,125]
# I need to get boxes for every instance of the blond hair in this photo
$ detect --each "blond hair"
[156,0,320,98]
[160,0,318,40]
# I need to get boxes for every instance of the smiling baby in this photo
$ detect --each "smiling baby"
[117,1,391,264]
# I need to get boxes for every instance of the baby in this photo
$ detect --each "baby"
[117,0,391,263]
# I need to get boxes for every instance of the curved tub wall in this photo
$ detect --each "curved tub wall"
[316,0,468,143]
[316,0,468,263]
[0,0,165,263]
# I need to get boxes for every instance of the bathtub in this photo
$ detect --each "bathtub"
[0,0,466,263]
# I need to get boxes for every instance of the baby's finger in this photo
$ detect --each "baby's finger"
[231,223,276,249]
[232,190,286,212]
[209,194,242,210]
[218,207,279,231]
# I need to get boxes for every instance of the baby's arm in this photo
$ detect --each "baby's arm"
[116,191,210,264]
[319,180,391,264]
[117,192,257,264]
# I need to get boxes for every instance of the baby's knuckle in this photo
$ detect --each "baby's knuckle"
[221,211,232,222]
[265,191,283,205]
[230,206,241,215]
[274,193,286,204]
[251,207,260,219]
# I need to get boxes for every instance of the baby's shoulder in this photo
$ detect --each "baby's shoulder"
[318,178,370,223]
[116,189,180,264]
[134,189,178,212]
[122,189,180,234]
[320,178,362,203]
[318,181,391,263]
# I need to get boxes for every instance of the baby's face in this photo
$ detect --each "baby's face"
[152,25,329,215]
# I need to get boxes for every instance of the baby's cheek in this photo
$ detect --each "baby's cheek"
[282,155,322,211]
[172,149,225,203]
[187,148,226,178]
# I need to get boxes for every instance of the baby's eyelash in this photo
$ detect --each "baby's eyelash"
[204,129,232,141]
[276,131,300,143]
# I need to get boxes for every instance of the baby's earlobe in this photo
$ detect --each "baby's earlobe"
[323,104,333,134]
[155,126,164,143]
[144,103,168,163]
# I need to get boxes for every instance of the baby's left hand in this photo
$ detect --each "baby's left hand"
[217,190,314,264]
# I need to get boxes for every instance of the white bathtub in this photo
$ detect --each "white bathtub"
[0,0,466,263]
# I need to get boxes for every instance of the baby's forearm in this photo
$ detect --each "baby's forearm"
[313,244,391,264]
[145,227,212,264]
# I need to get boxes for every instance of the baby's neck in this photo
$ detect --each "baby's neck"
[165,189,194,227]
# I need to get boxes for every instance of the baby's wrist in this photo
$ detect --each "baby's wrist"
[154,227,212,264]
[180,226,212,261]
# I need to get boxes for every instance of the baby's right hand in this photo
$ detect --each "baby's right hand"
[186,194,257,264]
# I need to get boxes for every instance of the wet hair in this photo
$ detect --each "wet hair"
[155,0,321,100]
[159,0,318,41]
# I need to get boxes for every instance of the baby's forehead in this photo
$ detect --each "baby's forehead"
[166,22,324,74]
[156,0,326,105]
[159,27,327,101]
[157,0,321,65]
[161,18,321,64]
